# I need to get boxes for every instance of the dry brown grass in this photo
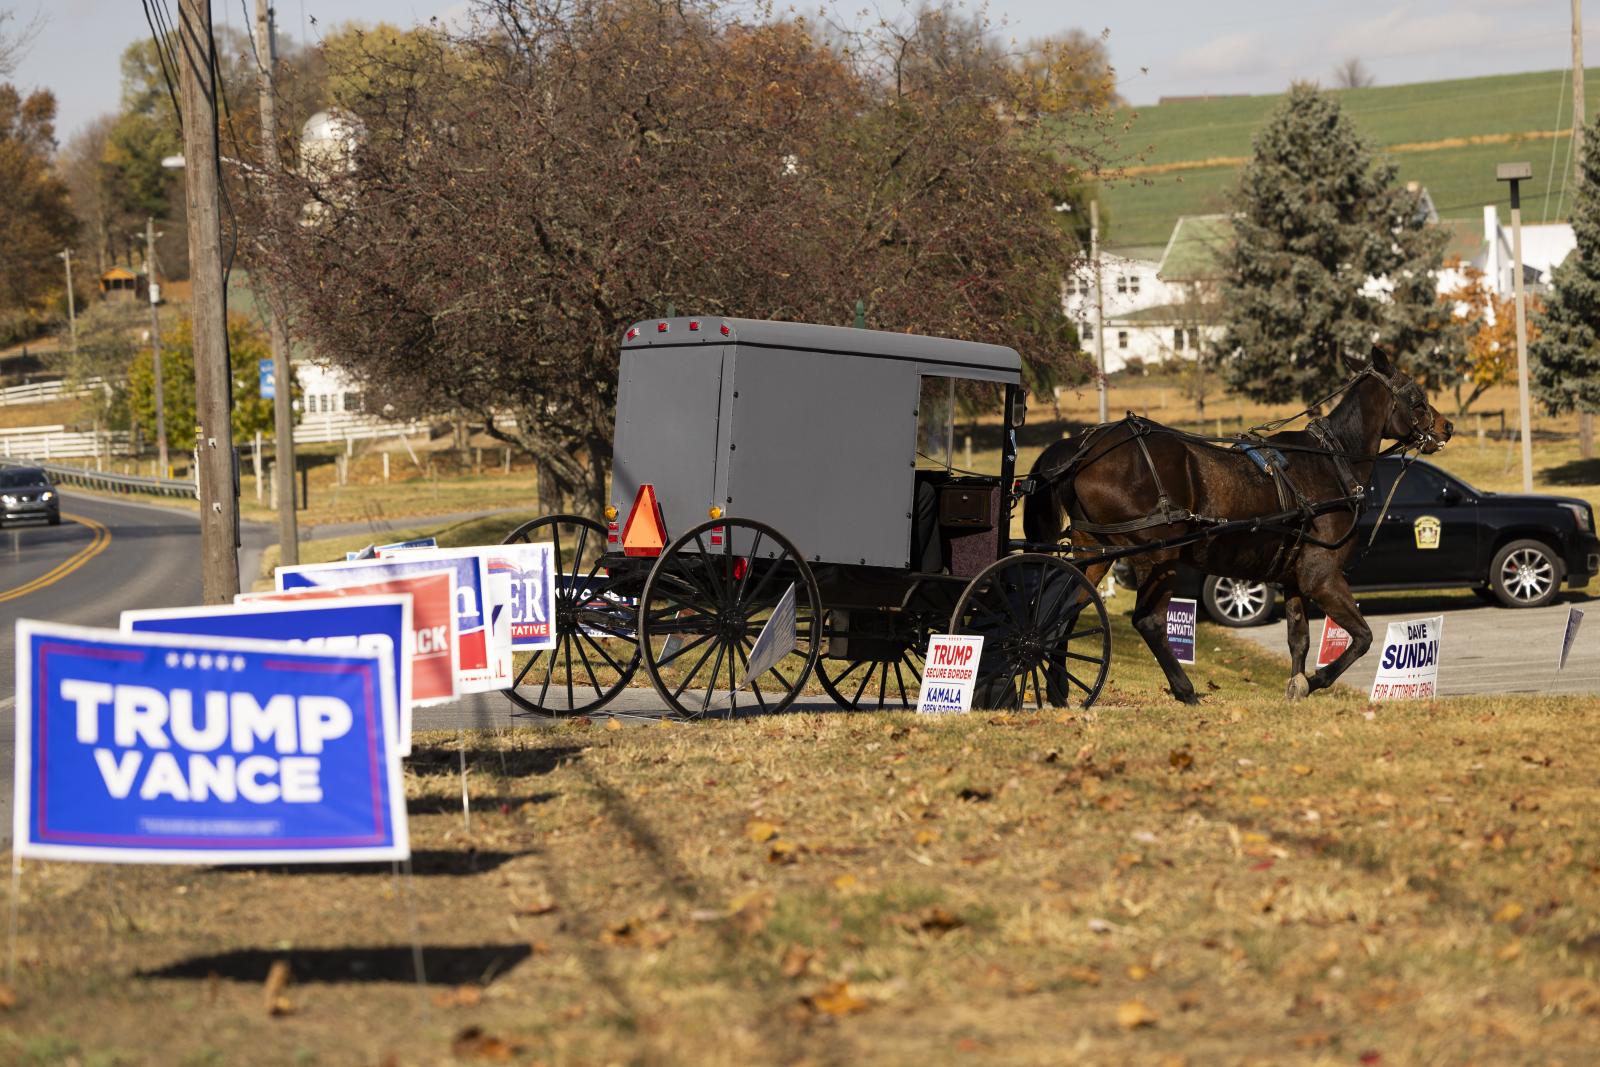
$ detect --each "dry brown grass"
[6,603,1600,1065]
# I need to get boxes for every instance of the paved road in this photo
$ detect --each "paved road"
[1229,590,1600,697]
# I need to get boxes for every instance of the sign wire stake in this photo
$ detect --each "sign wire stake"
[395,859,430,1016]
[7,851,21,984]
[458,731,472,834]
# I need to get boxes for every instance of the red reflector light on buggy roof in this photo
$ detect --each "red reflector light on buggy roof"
[657,321,669,333]
[689,320,700,331]
[625,327,638,340]
[622,484,667,557]
[720,323,730,336]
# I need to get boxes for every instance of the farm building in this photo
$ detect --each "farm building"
[97,267,148,303]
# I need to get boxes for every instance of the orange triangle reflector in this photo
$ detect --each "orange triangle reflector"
[622,484,667,557]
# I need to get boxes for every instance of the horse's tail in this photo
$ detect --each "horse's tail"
[1023,440,1078,545]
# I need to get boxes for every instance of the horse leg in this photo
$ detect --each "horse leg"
[1301,575,1373,694]
[1282,583,1312,701]
[1130,560,1200,705]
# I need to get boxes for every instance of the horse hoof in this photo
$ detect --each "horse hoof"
[1285,674,1310,701]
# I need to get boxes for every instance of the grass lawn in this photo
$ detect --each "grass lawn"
[1096,67,1589,248]
[6,584,1600,1064]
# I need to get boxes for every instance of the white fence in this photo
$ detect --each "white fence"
[0,377,109,407]
[0,425,127,461]
[293,410,432,445]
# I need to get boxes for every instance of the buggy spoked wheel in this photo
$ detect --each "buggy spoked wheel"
[500,514,640,717]
[951,553,1111,711]
[639,517,821,719]
[817,610,933,711]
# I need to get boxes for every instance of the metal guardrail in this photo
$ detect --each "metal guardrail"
[0,458,196,499]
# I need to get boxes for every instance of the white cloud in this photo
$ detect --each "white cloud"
[1330,8,1501,62]
[1168,29,1274,80]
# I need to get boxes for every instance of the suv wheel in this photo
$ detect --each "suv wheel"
[1489,539,1561,608]
[1202,575,1274,627]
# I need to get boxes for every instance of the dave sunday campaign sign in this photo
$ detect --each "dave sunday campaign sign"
[13,622,408,864]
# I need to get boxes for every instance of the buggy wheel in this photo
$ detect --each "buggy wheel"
[817,609,932,711]
[500,514,640,717]
[950,553,1111,711]
[639,517,821,719]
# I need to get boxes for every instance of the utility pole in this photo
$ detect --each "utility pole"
[57,250,77,358]
[145,218,170,478]
[1575,0,1594,459]
[177,0,240,601]
[1090,199,1108,424]
[255,0,298,564]
[1499,162,1537,494]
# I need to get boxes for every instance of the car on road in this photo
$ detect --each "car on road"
[1113,456,1600,625]
[0,467,61,526]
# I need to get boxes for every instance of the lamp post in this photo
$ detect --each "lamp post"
[1497,161,1535,494]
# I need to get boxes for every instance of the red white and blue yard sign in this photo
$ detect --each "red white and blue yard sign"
[916,634,985,714]
[13,621,407,865]
[278,551,510,693]
[482,543,558,651]
[122,596,414,758]
[239,570,460,709]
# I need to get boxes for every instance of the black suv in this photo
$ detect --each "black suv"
[0,467,61,526]
[1128,456,1600,625]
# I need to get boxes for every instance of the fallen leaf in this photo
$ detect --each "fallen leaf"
[832,873,859,892]
[433,985,484,1008]
[745,820,780,843]
[601,906,675,949]
[1539,976,1600,1015]
[1250,795,1271,809]
[768,839,799,864]
[1294,1031,1335,1050]
[1066,965,1101,986]
[1292,764,1313,777]
[728,890,775,936]
[802,980,872,1016]
[451,1026,520,1061]
[1358,1052,1382,1066]
[1498,940,1523,962]
[914,829,940,847]
[1087,917,1115,935]
[894,905,964,935]
[1493,902,1524,924]
[1168,748,1193,772]
[263,959,293,1017]
[604,716,623,731]
[1116,999,1157,1030]
[0,983,15,1010]
[1126,963,1151,981]
[780,944,817,978]
[513,900,558,917]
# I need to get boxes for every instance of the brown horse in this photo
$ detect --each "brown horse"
[1023,350,1453,703]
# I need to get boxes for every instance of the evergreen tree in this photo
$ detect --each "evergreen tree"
[1530,116,1600,419]
[1220,83,1450,403]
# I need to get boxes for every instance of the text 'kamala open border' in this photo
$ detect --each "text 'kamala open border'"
[13,622,408,865]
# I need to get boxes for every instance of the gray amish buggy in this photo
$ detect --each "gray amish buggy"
[499,317,1113,718]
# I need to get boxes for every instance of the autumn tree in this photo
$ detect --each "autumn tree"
[1013,29,1120,114]
[1220,83,1449,403]
[0,83,75,339]
[129,314,275,449]
[246,0,1100,509]
[1424,263,1535,415]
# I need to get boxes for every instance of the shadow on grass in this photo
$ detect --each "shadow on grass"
[405,743,584,778]
[140,943,532,985]
[408,791,557,815]
[215,848,534,878]
[1541,457,1600,486]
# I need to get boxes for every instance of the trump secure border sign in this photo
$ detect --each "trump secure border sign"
[13,621,408,865]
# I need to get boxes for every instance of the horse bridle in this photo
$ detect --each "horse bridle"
[1363,365,1443,454]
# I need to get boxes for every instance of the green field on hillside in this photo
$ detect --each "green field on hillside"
[1101,67,1591,249]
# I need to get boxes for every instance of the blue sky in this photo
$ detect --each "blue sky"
[8,0,1597,144]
